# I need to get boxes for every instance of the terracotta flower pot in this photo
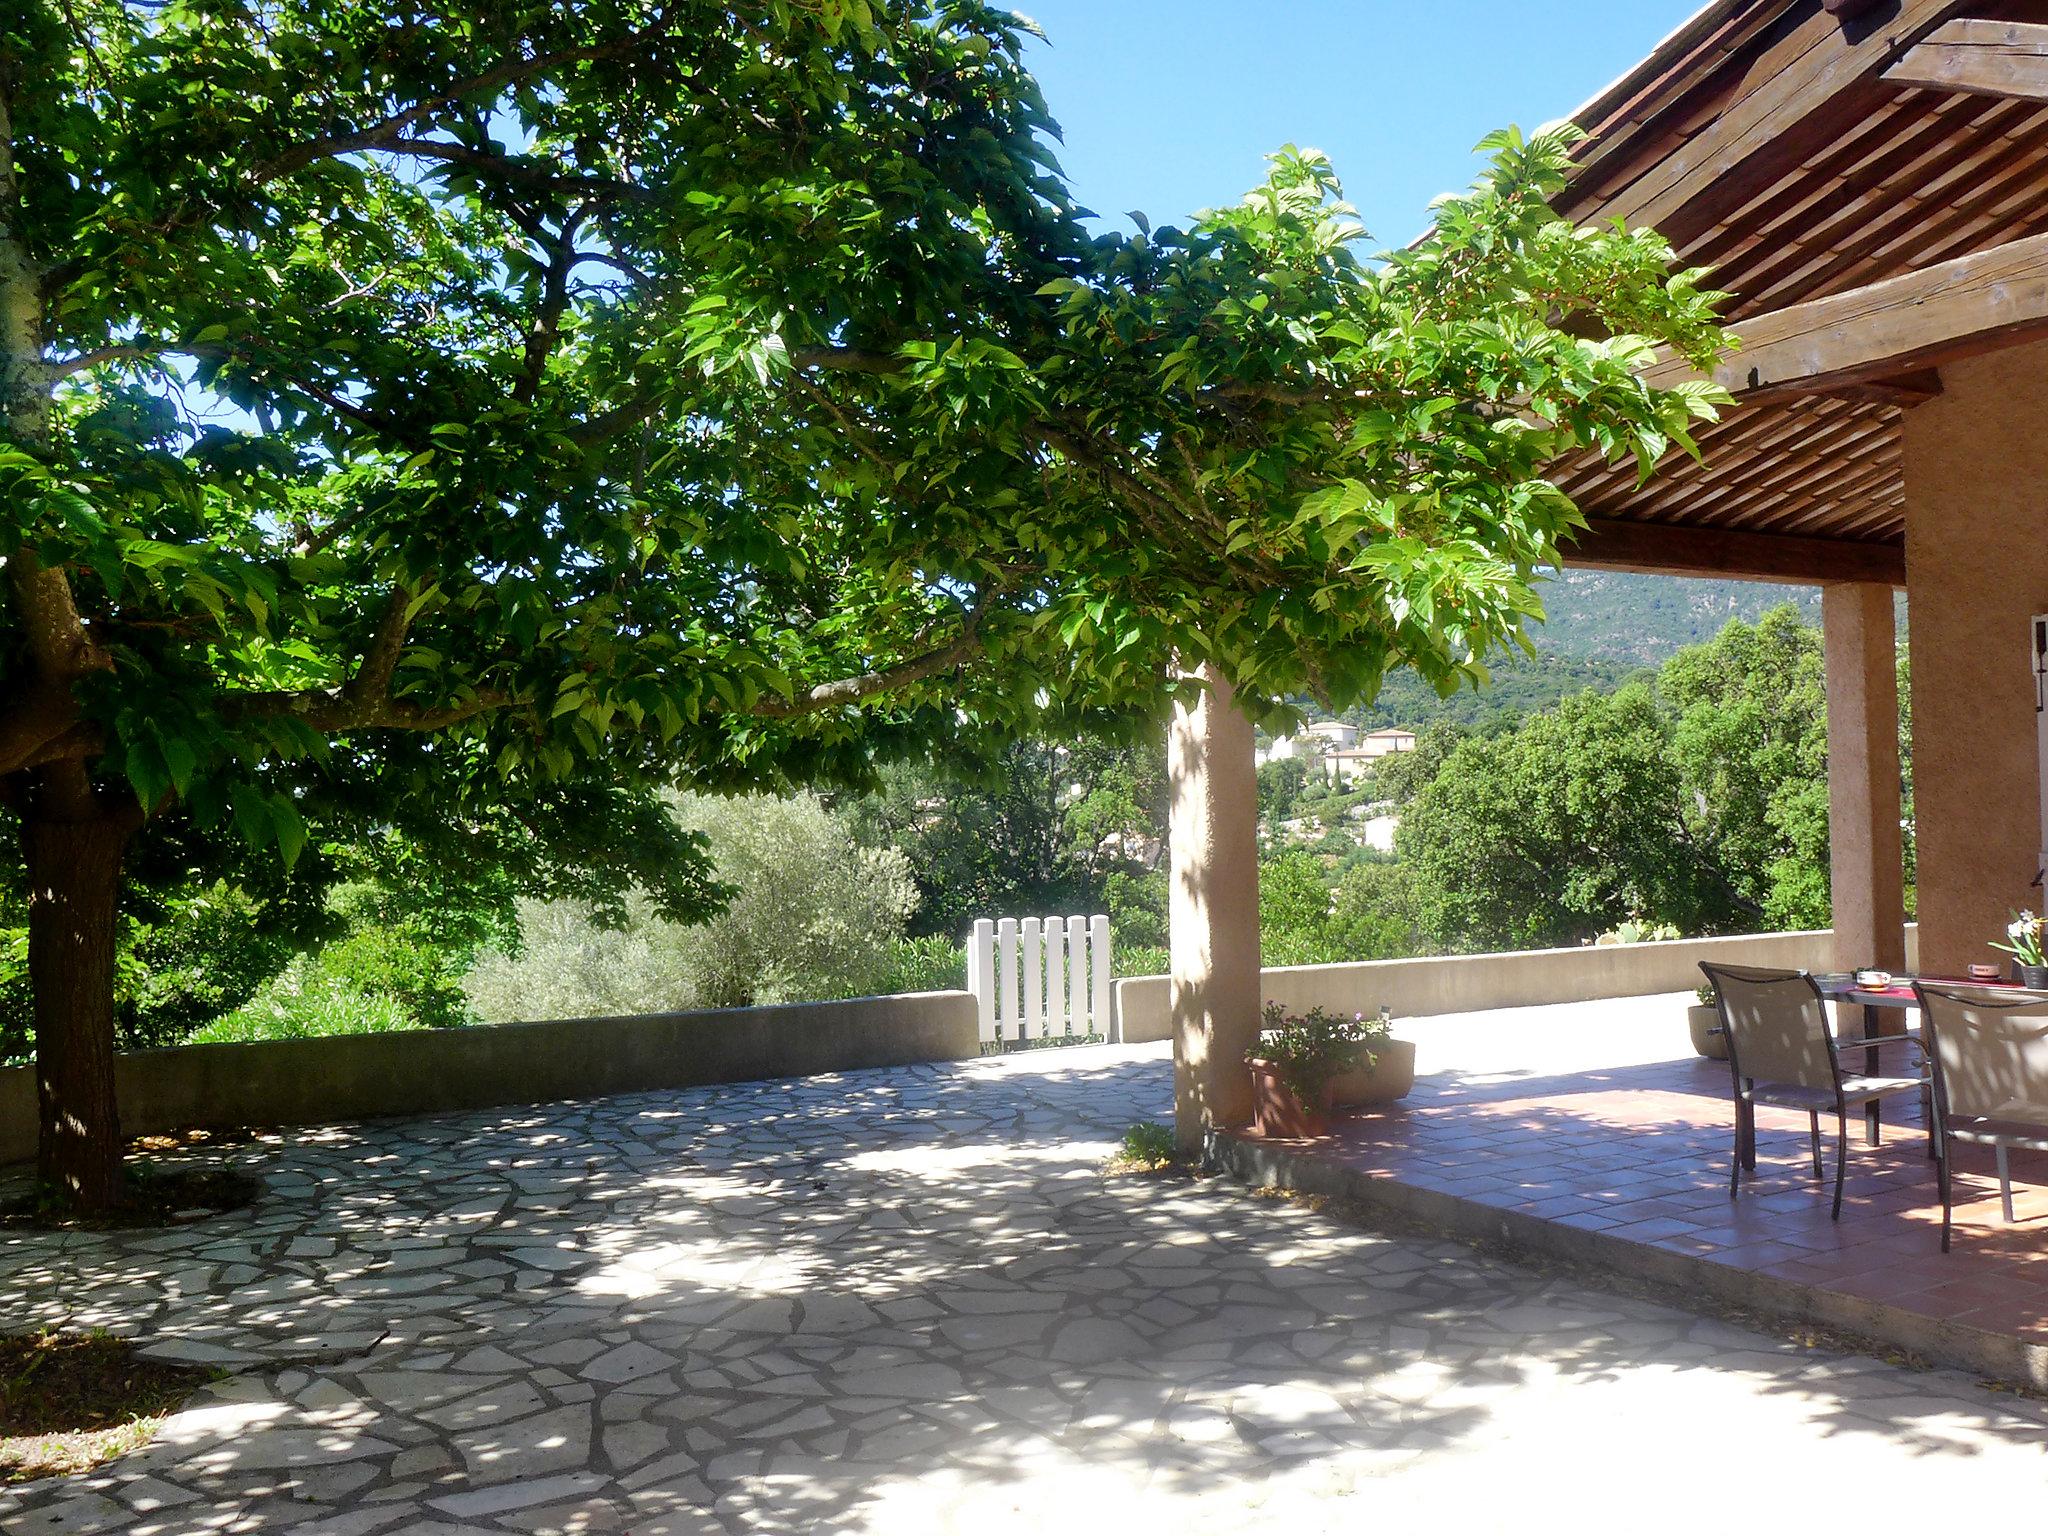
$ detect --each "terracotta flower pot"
[1687,1004,1729,1060]
[1326,1038,1417,1106]
[1247,1058,1329,1139]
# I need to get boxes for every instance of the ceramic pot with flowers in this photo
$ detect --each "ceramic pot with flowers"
[1247,1002,1405,1137]
[1993,910,2048,990]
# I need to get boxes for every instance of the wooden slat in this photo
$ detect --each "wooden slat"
[1596,0,1968,235]
[1884,18,2048,101]
[1562,517,1905,586]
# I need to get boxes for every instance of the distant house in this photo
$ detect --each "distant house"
[1321,727,1416,786]
[1254,719,1359,768]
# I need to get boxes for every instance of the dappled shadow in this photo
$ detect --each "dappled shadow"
[6,1044,2048,1529]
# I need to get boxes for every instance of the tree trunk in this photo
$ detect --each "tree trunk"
[21,782,134,1210]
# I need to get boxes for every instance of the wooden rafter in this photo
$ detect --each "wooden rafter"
[1560,518,1906,588]
[1591,0,1970,236]
[1884,18,2048,101]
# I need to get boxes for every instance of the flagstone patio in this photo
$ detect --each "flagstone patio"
[4,1037,2047,1533]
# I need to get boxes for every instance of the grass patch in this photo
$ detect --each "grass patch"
[1103,1120,1199,1178]
[1,1163,260,1233]
[0,1330,214,1485]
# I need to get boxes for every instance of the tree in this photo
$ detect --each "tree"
[1660,604,1829,928]
[1401,684,1717,950]
[464,790,916,1019]
[1257,756,1309,824]
[848,732,1165,940]
[5,3,1723,1205]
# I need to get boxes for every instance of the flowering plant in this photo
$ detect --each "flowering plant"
[1993,910,2046,968]
[1254,1003,1392,1102]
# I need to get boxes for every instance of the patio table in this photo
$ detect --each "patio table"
[1813,972,2024,1054]
[1812,972,2025,1155]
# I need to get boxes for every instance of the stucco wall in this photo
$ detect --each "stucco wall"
[1114,928,1920,1044]
[0,991,978,1165]
[1904,337,2048,974]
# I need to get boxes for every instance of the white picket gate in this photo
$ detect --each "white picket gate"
[964,914,1113,1049]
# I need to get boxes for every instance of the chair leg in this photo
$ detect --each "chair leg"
[1808,1111,1823,1180]
[1866,1098,1881,1147]
[1741,1089,1758,1171]
[1998,1144,2015,1224]
[1832,1107,1847,1221]
[1730,1104,1744,1199]
[1939,1135,1954,1253]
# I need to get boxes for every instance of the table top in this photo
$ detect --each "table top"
[1812,972,2020,1007]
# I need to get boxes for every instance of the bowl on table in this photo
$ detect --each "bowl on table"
[1968,963,2003,982]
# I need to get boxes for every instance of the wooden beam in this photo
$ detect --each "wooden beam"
[1834,367,1945,409]
[1883,18,2048,101]
[1647,228,2048,401]
[1562,517,1906,587]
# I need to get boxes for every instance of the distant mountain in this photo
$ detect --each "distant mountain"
[1339,650,1647,733]
[1328,571,1819,735]
[1528,570,1820,666]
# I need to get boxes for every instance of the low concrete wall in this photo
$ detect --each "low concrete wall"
[1114,926,1922,1044]
[0,990,979,1165]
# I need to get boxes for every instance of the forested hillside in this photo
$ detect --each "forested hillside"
[1535,571,1822,665]
[1341,571,1827,732]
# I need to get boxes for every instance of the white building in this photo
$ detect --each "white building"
[1321,727,1417,786]
[1255,719,1359,767]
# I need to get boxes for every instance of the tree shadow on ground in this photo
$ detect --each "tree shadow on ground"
[4,1047,2047,1529]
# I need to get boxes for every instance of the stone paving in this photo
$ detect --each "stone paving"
[3,1042,2047,1533]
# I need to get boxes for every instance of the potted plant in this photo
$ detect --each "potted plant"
[1688,983,1728,1060]
[1247,1003,1401,1138]
[1326,1005,1415,1107]
[1994,910,2048,990]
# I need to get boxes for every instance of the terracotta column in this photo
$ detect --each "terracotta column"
[1822,582,1907,974]
[1168,665,1261,1151]
[1902,338,2048,975]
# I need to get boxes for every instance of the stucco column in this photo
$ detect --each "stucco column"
[1902,337,2048,975]
[1168,665,1261,1151]
[1822,582,1907,974]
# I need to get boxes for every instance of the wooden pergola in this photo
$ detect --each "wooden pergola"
[1556,0,2048,587]
[1168,0,2048,1144]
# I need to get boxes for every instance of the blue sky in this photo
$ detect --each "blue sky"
[1018,1,1702,246]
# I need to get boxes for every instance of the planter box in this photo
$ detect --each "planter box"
[1247,1059,1328,1139]
[1327,1038,1416,1106]
[1688,1004,1729,1061]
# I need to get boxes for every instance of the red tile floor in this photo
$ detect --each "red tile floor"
[1231,993,2048,1373]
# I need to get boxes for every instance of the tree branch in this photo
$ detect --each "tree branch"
[786,343,910,375]
[7,548,113,683]
[745,594,995,720]
[249,29,670,184]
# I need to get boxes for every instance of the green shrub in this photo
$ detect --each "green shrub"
[1118,1121,1176,1164]
[1116,943,1170,979]
[880,934,966,995]
[464,791,917,1021]
[194,963,419,1043]
[461,894,694,1023]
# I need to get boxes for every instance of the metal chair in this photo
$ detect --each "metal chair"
[1913,982,2048,1252]
[1700,962,1924,1219]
